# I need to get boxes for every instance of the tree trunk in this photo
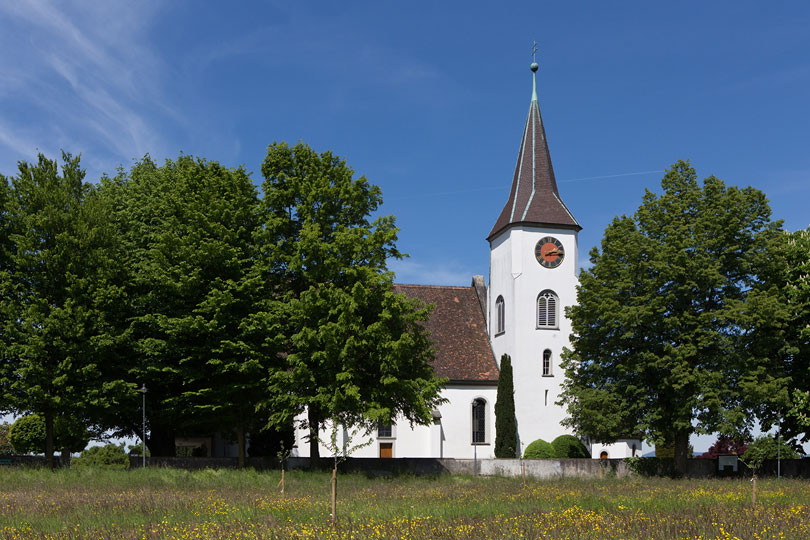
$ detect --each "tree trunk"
[44,410,55,470]
[61,447,71,468]
[147,425,177,457]
[237,425,246,469]
[673,428,690,477]
[308,407,320,467]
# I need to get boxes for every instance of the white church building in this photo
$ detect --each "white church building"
[291,63,640,461]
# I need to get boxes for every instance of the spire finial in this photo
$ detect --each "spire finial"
[530,41,539,102]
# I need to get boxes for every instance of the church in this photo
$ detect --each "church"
[291,62,640,460]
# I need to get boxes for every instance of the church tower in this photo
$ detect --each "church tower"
[488,60,581,455]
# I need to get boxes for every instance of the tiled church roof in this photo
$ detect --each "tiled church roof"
[488,68,580,241]
[394,284,498,384]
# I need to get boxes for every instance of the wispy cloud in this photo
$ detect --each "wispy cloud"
[0,0,170,178]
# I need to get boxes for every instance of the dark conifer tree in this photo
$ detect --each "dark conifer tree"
[494,354,517,458]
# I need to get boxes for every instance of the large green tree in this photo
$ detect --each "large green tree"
[777,227,810,439]
[257,142,445,461]
[0,153,130,468]
[494,354,517,458]
[559,160,784,475]
[98,155,265,458]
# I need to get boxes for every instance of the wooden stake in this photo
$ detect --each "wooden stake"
[277,468,285,495]
[752,474,757,508]
[331,468,337,525]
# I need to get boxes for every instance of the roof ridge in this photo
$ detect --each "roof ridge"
[394,283,474,290]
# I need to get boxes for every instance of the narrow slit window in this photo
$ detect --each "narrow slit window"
[496,296,505,334]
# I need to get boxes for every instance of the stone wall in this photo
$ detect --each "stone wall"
[2,454,802,479]
[127,456,628,478]
[0,455,69,468]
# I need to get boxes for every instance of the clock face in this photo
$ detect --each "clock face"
[535,236,565,269]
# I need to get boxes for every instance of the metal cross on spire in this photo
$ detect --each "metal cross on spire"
[530,40,539,101]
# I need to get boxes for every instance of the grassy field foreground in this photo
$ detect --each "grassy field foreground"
[0,468,809,539]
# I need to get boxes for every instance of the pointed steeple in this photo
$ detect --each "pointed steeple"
[487,61,580,241]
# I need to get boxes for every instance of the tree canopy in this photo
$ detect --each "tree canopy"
[256,142,444,460]
[559,160,785,474]
[0,152,128,467]
[0,145,446,460]
[97,154,265,459]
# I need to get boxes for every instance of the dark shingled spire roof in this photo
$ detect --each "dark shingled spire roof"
[487,68,580,241]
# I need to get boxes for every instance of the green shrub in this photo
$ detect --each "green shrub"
[551,435,589,458]
[523,438,554,459]
[73,443,129,470]
[7,414,89,455]
[8,415,46,454]
[127,443,150,457]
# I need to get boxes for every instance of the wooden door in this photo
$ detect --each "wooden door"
[379,443,393,458]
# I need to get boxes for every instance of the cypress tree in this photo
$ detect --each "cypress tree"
[494,354,517,458]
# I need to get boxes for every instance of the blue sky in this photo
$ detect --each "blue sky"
[2,1,808,286]
[2,1,809,450]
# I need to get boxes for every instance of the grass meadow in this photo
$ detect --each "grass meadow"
[0,467,809,539]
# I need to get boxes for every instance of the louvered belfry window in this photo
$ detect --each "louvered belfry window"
[537,290,558,329]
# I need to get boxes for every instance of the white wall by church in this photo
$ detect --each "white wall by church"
[590,440,643,459]
[291,384,497,459]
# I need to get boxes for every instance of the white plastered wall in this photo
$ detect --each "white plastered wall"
[591,440,643,459]
[290,384,497,459]
[489,225,580,455]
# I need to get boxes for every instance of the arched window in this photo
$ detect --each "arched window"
[537,290,558,329]
[495,296,505,334]
[542,349,552,376]
[471,398,486,444]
